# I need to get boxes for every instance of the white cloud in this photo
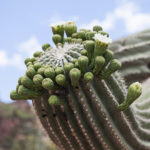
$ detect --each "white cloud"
[0,36,41,70]
[19,36,42,57]
[0,50,25,70]
[81,1,150,33]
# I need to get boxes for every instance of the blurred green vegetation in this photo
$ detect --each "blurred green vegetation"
[0,101,57,150]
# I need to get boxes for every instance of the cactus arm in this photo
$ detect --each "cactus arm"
[109,29,150,83]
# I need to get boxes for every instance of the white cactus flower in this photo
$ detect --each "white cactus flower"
[93,33,112,44]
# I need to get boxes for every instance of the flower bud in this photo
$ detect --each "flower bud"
[37,67,45,76]
[51,24,64,37]
[55,67,64,75]
[24,58,31,64]
[34,62,42,70]
[69,68,81,87]
[80,49,87,56]
[18,85,42,98]
[84,40,95,62]
[33,51,42,57]
[65,22,77,37]
[83,72,94,83]
[55,74,66,87]
[78,56,89,74]
[48,95,64,105]
[26,66,36,78]
[118,82,142,111]
[85,31,96,40]
[93,25,103,32]
[52,34,62,45]
[42,43,51,51]
[33,74,44,86]
[21,75,35,89]
[93,56,105,75]
[103,49,114,67]
[42,78,55,90]
[64,63,74,75]
[10,90,28,100]
[44,67,56,79]
[100,59,121,79]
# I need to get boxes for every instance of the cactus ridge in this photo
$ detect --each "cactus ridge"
[10,22,150,150]
[109,29,150,84]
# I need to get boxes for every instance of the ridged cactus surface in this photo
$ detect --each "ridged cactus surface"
[109,29,150,84]
[10,22,150,150]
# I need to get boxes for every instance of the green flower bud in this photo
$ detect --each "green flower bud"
[55,67,64,75]
[24,58,31,64]
[33,74,44,86]
[84,40,95,63]
[57,43,63,47]
[72,59,77,64]
[42,43,51,51]
[64,37,72,43]
[93,56,105,75]
[69,68,81,87]
[52,34,62,45]
[103,49,114,67]
[85,31,96,40]
[80,49,87,56]
[93,25,103,32]
[37,67,45,76]
[83,72,94,83]
[71,38,77,43]
[18,85,42,98]
[26,66,36,78]
[55,74,66,87]
[33,51,42,57]
[78,56,89,74]
[118,82,142,111]
[34,62,42,70]
[10,90,28,100]
[44,67,56,79]
[100,59,121,79]
[99,31,109,37]
[75,61,79,68]
[64,63,74,75]
[26,62,33,67]
[30,57,36,62]
[72,33,78,38]
[42,78,55,90]
[65,22,77,37]
[94,40,108,57]
[77,31,86,40]
[48,95,64,106]
[51,24,64,37]
[76,38,82,43]
[21,75,35,89]
[18,76,23,84]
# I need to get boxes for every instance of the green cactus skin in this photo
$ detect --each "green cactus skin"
[109,29,150,84]
[10,22,150,150]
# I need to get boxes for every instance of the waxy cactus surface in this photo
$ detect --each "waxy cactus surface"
[10,22,150,150]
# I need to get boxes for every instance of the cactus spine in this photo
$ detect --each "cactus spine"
[10,22,150,150]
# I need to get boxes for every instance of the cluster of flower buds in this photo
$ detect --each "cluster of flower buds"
[10,21,142,110]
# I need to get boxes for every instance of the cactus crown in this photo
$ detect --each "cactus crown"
[10,21,141,111]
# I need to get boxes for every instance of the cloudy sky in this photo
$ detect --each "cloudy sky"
[0,0,150,103]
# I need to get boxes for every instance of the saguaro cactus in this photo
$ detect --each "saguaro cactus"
[10,22,150,150]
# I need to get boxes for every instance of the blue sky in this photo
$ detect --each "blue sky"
[0,0,150,103]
